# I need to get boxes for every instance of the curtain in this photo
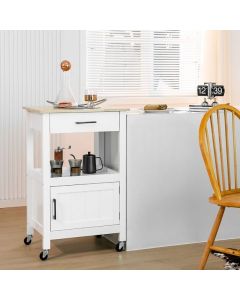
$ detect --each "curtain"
[200,30,231,102]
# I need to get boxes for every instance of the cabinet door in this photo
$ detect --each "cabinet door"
[51,183,120,231]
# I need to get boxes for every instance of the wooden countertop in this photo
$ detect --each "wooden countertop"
[23,106,129,114]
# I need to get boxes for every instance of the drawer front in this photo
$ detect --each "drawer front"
[51,182,120,231]
[50,112,119,133]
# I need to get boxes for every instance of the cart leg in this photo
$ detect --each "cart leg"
[26,204,34,236]
[41,114,51,259]
[26,184,34,237]
[41,185,51,259]
[42,184,51,253]
[118,112,127,250]
[26,121,34,238]
[43,235,51,250]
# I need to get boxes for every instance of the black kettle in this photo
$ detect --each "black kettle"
[82,152,103,174]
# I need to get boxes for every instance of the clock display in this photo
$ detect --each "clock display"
[211,85,225,97]
[197,84,225,97]
[197,85,208,96]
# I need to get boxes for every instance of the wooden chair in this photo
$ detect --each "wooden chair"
[199,104,240,269]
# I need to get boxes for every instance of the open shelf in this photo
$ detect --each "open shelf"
[30,167,120,186]
[51,167,119,186]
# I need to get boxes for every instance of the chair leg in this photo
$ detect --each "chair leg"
[199,206,225,270]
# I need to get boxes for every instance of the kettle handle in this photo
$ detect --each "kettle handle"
[96,157,103,171]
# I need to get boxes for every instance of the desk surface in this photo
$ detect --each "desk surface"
[23,106,129,114]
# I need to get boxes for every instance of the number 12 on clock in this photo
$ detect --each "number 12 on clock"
[197,85,208,96]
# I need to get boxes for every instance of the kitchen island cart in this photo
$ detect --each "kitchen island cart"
[24,107,127,260]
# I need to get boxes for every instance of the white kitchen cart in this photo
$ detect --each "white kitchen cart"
[24,107,127,260]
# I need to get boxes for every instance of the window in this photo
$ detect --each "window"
[86,30,202,98]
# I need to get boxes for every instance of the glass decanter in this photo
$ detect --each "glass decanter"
[56,60,78,107]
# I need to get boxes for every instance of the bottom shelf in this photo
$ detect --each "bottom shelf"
[50,224,120,240]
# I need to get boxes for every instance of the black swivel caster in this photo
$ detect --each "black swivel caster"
[115,241,126,252]
[39,250,49,261]
[24,235,32,245]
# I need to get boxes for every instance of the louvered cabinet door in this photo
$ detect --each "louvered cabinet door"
[50,183,120,231]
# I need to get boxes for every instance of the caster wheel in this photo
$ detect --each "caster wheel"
[96,235,102,238]
[39,250,49,261]
[115,241,126,252]
[24,235,32,246]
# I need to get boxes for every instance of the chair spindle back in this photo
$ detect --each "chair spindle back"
[199,104,240,200]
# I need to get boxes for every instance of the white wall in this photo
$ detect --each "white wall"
[0,30,92,208]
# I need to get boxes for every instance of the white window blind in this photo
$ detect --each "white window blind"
[86,30,202,97]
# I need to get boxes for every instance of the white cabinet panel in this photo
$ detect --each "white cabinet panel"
[127,113,240,251]
[51,182,120,231]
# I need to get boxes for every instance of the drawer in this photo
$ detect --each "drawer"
[50,112,119,133]
[50,182,120,231]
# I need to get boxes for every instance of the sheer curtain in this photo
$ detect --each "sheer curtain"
[200,30,231,102]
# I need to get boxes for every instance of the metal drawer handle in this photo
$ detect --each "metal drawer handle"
[53,199,57,220]
[75,121,97,124]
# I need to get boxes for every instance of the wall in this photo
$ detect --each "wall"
[0,30,92,208]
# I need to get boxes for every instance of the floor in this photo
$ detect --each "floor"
[0,207,239,270]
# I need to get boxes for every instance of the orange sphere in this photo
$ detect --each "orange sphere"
[61,60,71,71]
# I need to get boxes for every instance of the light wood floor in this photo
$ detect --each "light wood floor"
[0,207,239,270]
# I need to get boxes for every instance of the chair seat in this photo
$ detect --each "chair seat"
[209,192,240,207]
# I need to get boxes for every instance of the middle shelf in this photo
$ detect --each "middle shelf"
[30,167,120,186]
